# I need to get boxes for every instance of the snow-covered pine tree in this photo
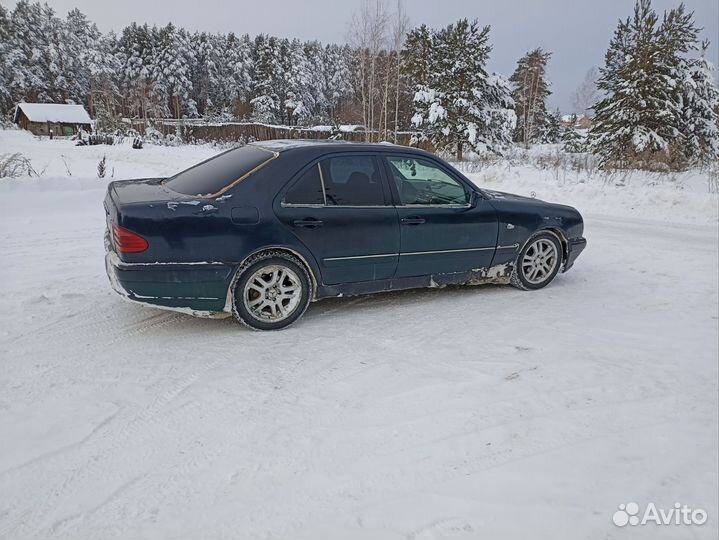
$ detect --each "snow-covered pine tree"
[283,39,313,125]
[562,115,587,153]
[681,41,719,165]
[655,3,700,165]
[215,32,253,119]
[63,9,100,108]
[510,48,553,147]
[251,34,282,123]
[403,24,434,144]
[145,25,171,118]
[590,0,701,169]
[118,23,156,120]
[303,41,330,123]
[543,108,562,144]
[409,19,514,159]
[7,1,53,104]
[190,32,218,117]
[324,44,353,124]
[0,5,11,116]
[88,32,122,131]
[44,4,86,106]
[403,24,433,89]
[152,25,196,119]
[481,73,516,150]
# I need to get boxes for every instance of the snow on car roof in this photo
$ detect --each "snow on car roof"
[13,103,92,124]
[251,139,406,153]
[252,139,351,152]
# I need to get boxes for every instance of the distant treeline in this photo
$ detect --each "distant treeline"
[0,0,716,168]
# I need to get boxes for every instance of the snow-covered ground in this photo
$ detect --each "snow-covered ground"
[1,129,717,539]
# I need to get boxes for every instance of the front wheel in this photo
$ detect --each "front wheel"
[231,251,312,330]
[511,232,563,290]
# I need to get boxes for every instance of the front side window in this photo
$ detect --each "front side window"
[385,156,469,206]
[320,156,385,206]
[165,144,275,197]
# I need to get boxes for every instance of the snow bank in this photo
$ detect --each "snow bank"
[0,129,219,181]
[464,165,718,225]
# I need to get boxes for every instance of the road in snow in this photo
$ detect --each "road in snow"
[0,133,717,539]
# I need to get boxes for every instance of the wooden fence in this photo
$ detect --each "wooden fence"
[124,119,433,151]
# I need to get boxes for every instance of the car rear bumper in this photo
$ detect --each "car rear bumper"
[563,237,587,272]
[105,241,234,317]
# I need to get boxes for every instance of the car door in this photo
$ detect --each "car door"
[381,154,499,278]
[275,153,400,286]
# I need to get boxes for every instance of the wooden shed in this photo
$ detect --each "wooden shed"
[13,103,92,137]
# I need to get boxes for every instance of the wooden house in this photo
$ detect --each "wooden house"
[13,103,92,137]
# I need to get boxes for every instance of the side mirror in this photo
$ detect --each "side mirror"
[469,191,480,208]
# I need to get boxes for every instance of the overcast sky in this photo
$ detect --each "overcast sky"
[9,0,719,111]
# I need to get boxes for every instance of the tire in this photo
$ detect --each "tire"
[231,251,312,331]
[511,232,563,291]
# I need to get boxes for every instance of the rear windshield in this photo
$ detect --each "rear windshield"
[164,145,275,196]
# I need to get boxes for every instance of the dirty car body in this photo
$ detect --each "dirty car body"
[104,140,586,326]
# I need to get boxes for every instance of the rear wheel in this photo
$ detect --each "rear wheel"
[511,232,562,290]
[231,251,311,330]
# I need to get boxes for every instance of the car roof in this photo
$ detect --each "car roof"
[252,139,430,157]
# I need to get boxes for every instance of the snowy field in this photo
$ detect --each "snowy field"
[0,129,718,539]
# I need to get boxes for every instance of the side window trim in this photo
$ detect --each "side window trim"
[380,153,473,208]
[317,162,328,206]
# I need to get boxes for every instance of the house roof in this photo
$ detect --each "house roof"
[13,103,92,125]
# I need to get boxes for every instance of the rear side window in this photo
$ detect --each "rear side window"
[284,164,325,205]
[165,145,275,196]
[320,156,384,206]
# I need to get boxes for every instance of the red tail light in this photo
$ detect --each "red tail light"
[112,223,148,253]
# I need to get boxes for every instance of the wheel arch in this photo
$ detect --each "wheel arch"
[538,226,568,263]
[511,227,566,291]
[223,245,320,313]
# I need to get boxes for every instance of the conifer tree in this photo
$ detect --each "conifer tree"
[324,44,353,123]
[8,1,52,103]
[681,41,719,164]
[88,32,122,130]
[510,48,552,147]
[222,33,253,118]
[561,115,587,153]
[0,5,12,115]
[251,34,282,123]
[118,23,155,120]
[190,32,218,117]
[409,19,514,159]
[590,0,708,169]
[542,108,562,144]
[403,24,433,90]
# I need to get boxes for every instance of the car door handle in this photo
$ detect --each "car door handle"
[401,217,426,225]
[293,219,324,228]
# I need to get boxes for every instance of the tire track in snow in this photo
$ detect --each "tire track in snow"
[21,345,364,539]
[0,351,230,539]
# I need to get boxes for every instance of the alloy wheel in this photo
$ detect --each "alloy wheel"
[521,238,559,285]
[243,264,302,322]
